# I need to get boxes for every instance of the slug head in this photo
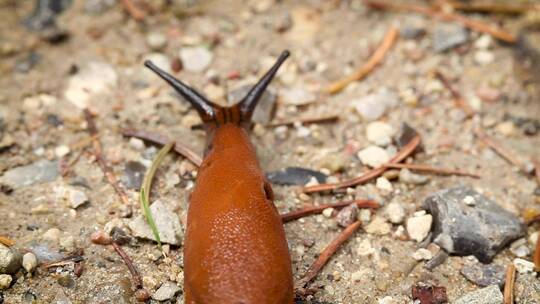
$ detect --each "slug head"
[144,50,290,129]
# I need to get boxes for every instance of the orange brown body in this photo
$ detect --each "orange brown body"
[145,51,294,303]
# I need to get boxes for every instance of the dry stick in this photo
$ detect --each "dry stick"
[61,147,87,177]
[474,128,528,173]
[120,0,146,21]
[122,128,202,167]
[303,134,421,193]
[296,221,362,290]
[435,71,475,117]
[364,0,516,43]
[0,236,15,247]
[325,26,398,94]
[111,242,143,289]
[447,0,536,15]
[281,199,379,223]
[84,110,131,205]
[267,115,339,127]
[503,264,516,304]
[382,163,480,178]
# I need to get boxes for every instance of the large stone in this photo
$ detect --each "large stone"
[0,160,59,189]
[453,285,503,304]
[424,187,525,263]
[128,200,183,246]
[0,244,22,275]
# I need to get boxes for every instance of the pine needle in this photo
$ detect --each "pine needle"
[140,142,174,251]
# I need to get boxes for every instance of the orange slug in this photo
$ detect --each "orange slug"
[145,51,294,304]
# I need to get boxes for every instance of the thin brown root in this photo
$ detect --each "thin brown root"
[111,242,143,289]
[382,163,480,178]
[503,263,516,304]
[84,110,131,205]
[364,0,516,43]
[0,236,15,247]
[435,71,475,117]
[474,128,528,173]
[267,115,339,127]
[325,26,398,94]
[122,128,202,167]
[295,221,362,290]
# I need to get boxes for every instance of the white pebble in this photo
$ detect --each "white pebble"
[322,208,334,218]
[412,248,433,260]
[376,177,393,192]
[406,214,432,242]
[385,201,405,224]
[366,121,394,146]
[0,274,12,290]
[357,146,390,168]
[179,47,213,72]
[22,252,38,273]
[513,258,535,274]
[54,145,70,158]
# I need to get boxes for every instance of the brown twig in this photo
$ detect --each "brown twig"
[303,134,421,193]
[281,199,379,223]
[435,71,475,117]
[84,110,131,205]
[474,128,528,173]
[382,163,480,178]
[267,115,339,127]
[503,263,516,304]
[0,236,15,247]
[61,147,87,177]
[296,221,362,290]
[447,0,537,15]
[111,242,143,289]
[534,232,540,272]
[121,128,202,167]
[364,0,516,43]
[120,0,147,21]
[325,26,398,94]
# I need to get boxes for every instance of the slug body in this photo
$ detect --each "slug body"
[145,51,294,303]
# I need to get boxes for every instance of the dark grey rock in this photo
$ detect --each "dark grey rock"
[454,285,503,304]
[461,262,506,287]
[0,160,59,189]
[121,161,146,190]
[0,244,22,275]
[24,0,71,43]
[394,122,420,150]
[424,187,525,263]
[266,167,327,186]
[432,23,469,52]
[227,84,277,124]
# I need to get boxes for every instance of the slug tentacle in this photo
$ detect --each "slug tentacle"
[239,50,290,121]
[143,60,217,121]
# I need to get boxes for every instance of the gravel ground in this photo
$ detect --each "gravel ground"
[0,0,539,303]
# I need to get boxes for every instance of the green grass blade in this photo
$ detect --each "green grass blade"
[140,142,174,251]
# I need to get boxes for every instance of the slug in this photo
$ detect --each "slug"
[144,51,294,303]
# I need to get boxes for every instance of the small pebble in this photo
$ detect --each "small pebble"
[322,207,334,218]
[152,281,180,301]
[509,238,530,258]
[0,244,22,275]
[0,274,12,289]
[454,285,503,304]
[336,204,358,228]
[474,50,495,65]
[399,169,429,185]
[22,252,38,273]
[146,32,167,51]
[357,146,390,168]
[129,138,145,150]
[54,145,70,158]
[90,230,112,245]
[365,216,391,235]
[43,228,61,243]
[385,201,405,224]
[406,214,432,242]
[412,248,433,261]
[366,121,394,146]
[376,177,393,192]
[513,258,535,274]
[179,46,213,73]
[356,239,375,256]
